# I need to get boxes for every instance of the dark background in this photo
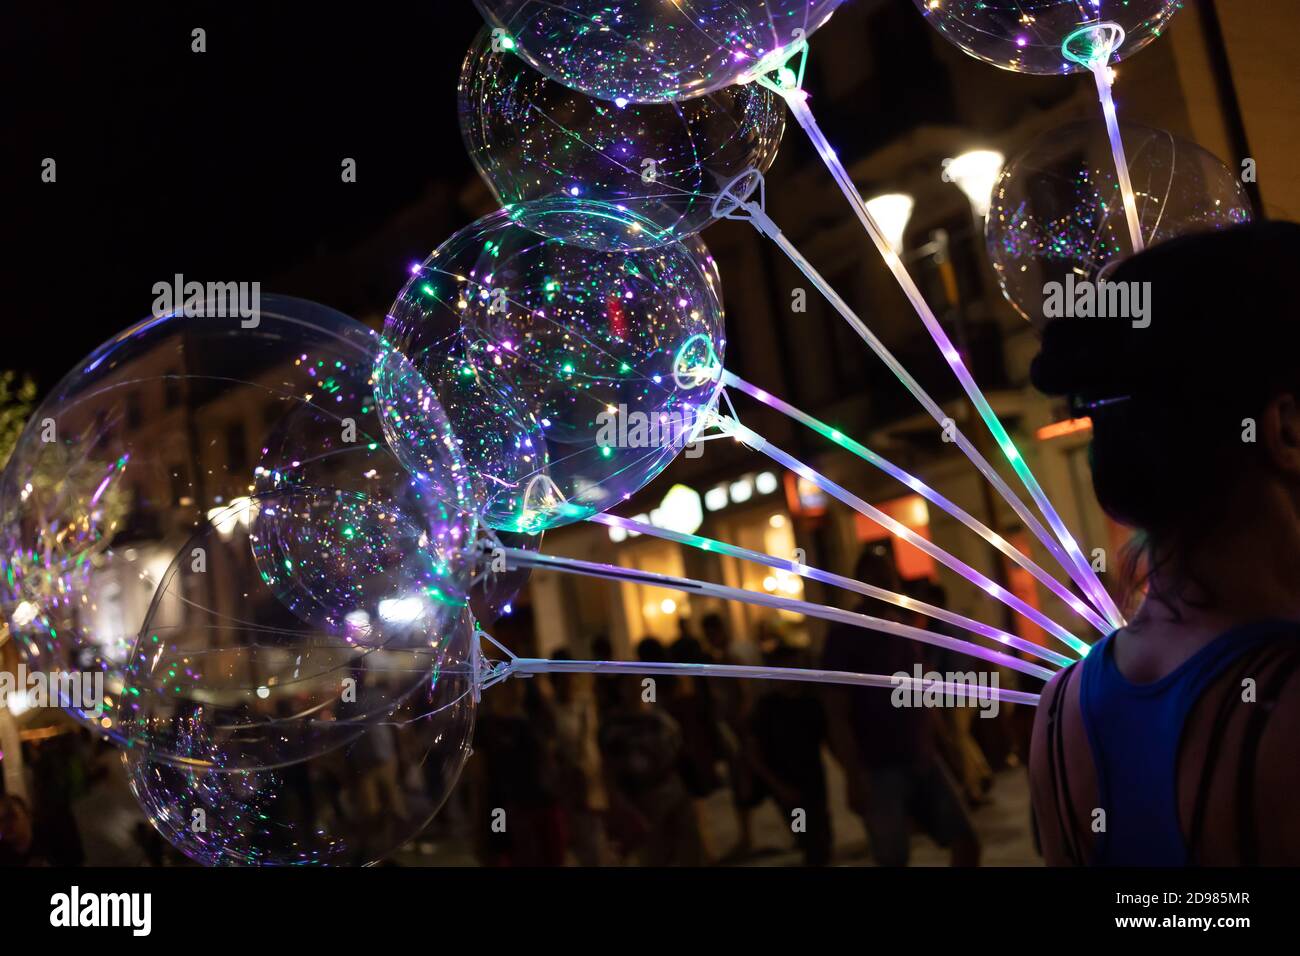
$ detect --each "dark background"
[0,0,988,397]
[2,3,495,389]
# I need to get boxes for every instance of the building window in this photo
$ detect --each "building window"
[617,539,690,644]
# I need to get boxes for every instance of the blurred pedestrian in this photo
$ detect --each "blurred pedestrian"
[906,579,994,806]
[748,643,833,865]
[822,544,981,867]
[0,795,41,865]
[598,675,705,866]
[702,612,764,861]
[647,635,721,859]
[469,675,565,866]
[549,650,611,866]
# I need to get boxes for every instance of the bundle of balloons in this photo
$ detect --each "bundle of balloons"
[0,0,1252,865]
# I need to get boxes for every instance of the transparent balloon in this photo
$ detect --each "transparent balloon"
[110,491,469,770]
[987,121,1253,327]
[372,305,544,617]
[124,610,477,866]
[383,201,726,533]
[252,333,474,557]
[460,25,785,251]
[469,529,540,625]
[912,0,1183,75]
[0,296,475,746]
[375,277,553,534]
[473,0,845,104]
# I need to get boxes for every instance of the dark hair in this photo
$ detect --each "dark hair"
[635,636,666,663]
[767,641,807,669]
[1031,221,1300,603]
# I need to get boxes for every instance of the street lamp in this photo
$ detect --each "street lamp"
[944,149,1005,220]
[864,192,914,253]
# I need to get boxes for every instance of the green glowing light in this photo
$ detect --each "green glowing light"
[1061,23,1122,70]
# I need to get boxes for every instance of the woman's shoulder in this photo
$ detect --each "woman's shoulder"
[1180,634,1300,864]
[1029,660,1096,865]
[1255,656,1300,862]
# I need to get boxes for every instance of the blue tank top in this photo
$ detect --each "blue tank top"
[1078,620,1295,866]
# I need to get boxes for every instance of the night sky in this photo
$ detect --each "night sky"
[2,3,487,391]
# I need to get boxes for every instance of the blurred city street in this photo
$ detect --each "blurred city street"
[395,764,1039,868]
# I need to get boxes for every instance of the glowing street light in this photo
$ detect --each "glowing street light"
[944,149,1005,220]
[864,193,914,254]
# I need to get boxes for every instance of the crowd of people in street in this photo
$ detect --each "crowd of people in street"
[465,544,1034,867]
[2,545,1035,867]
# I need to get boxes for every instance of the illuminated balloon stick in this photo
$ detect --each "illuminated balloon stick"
[711,167,1122,629]
[1062,23,1146,252]
[733,42,1123,628]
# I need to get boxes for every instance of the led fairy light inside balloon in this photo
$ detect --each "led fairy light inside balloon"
[1063,22,1145,252]
[474,0,844,104]
[3,295,481,786]
[910,3,1190,258]
[460,26,786,252]
[912,0,1181,74]
[385,200,727,533]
